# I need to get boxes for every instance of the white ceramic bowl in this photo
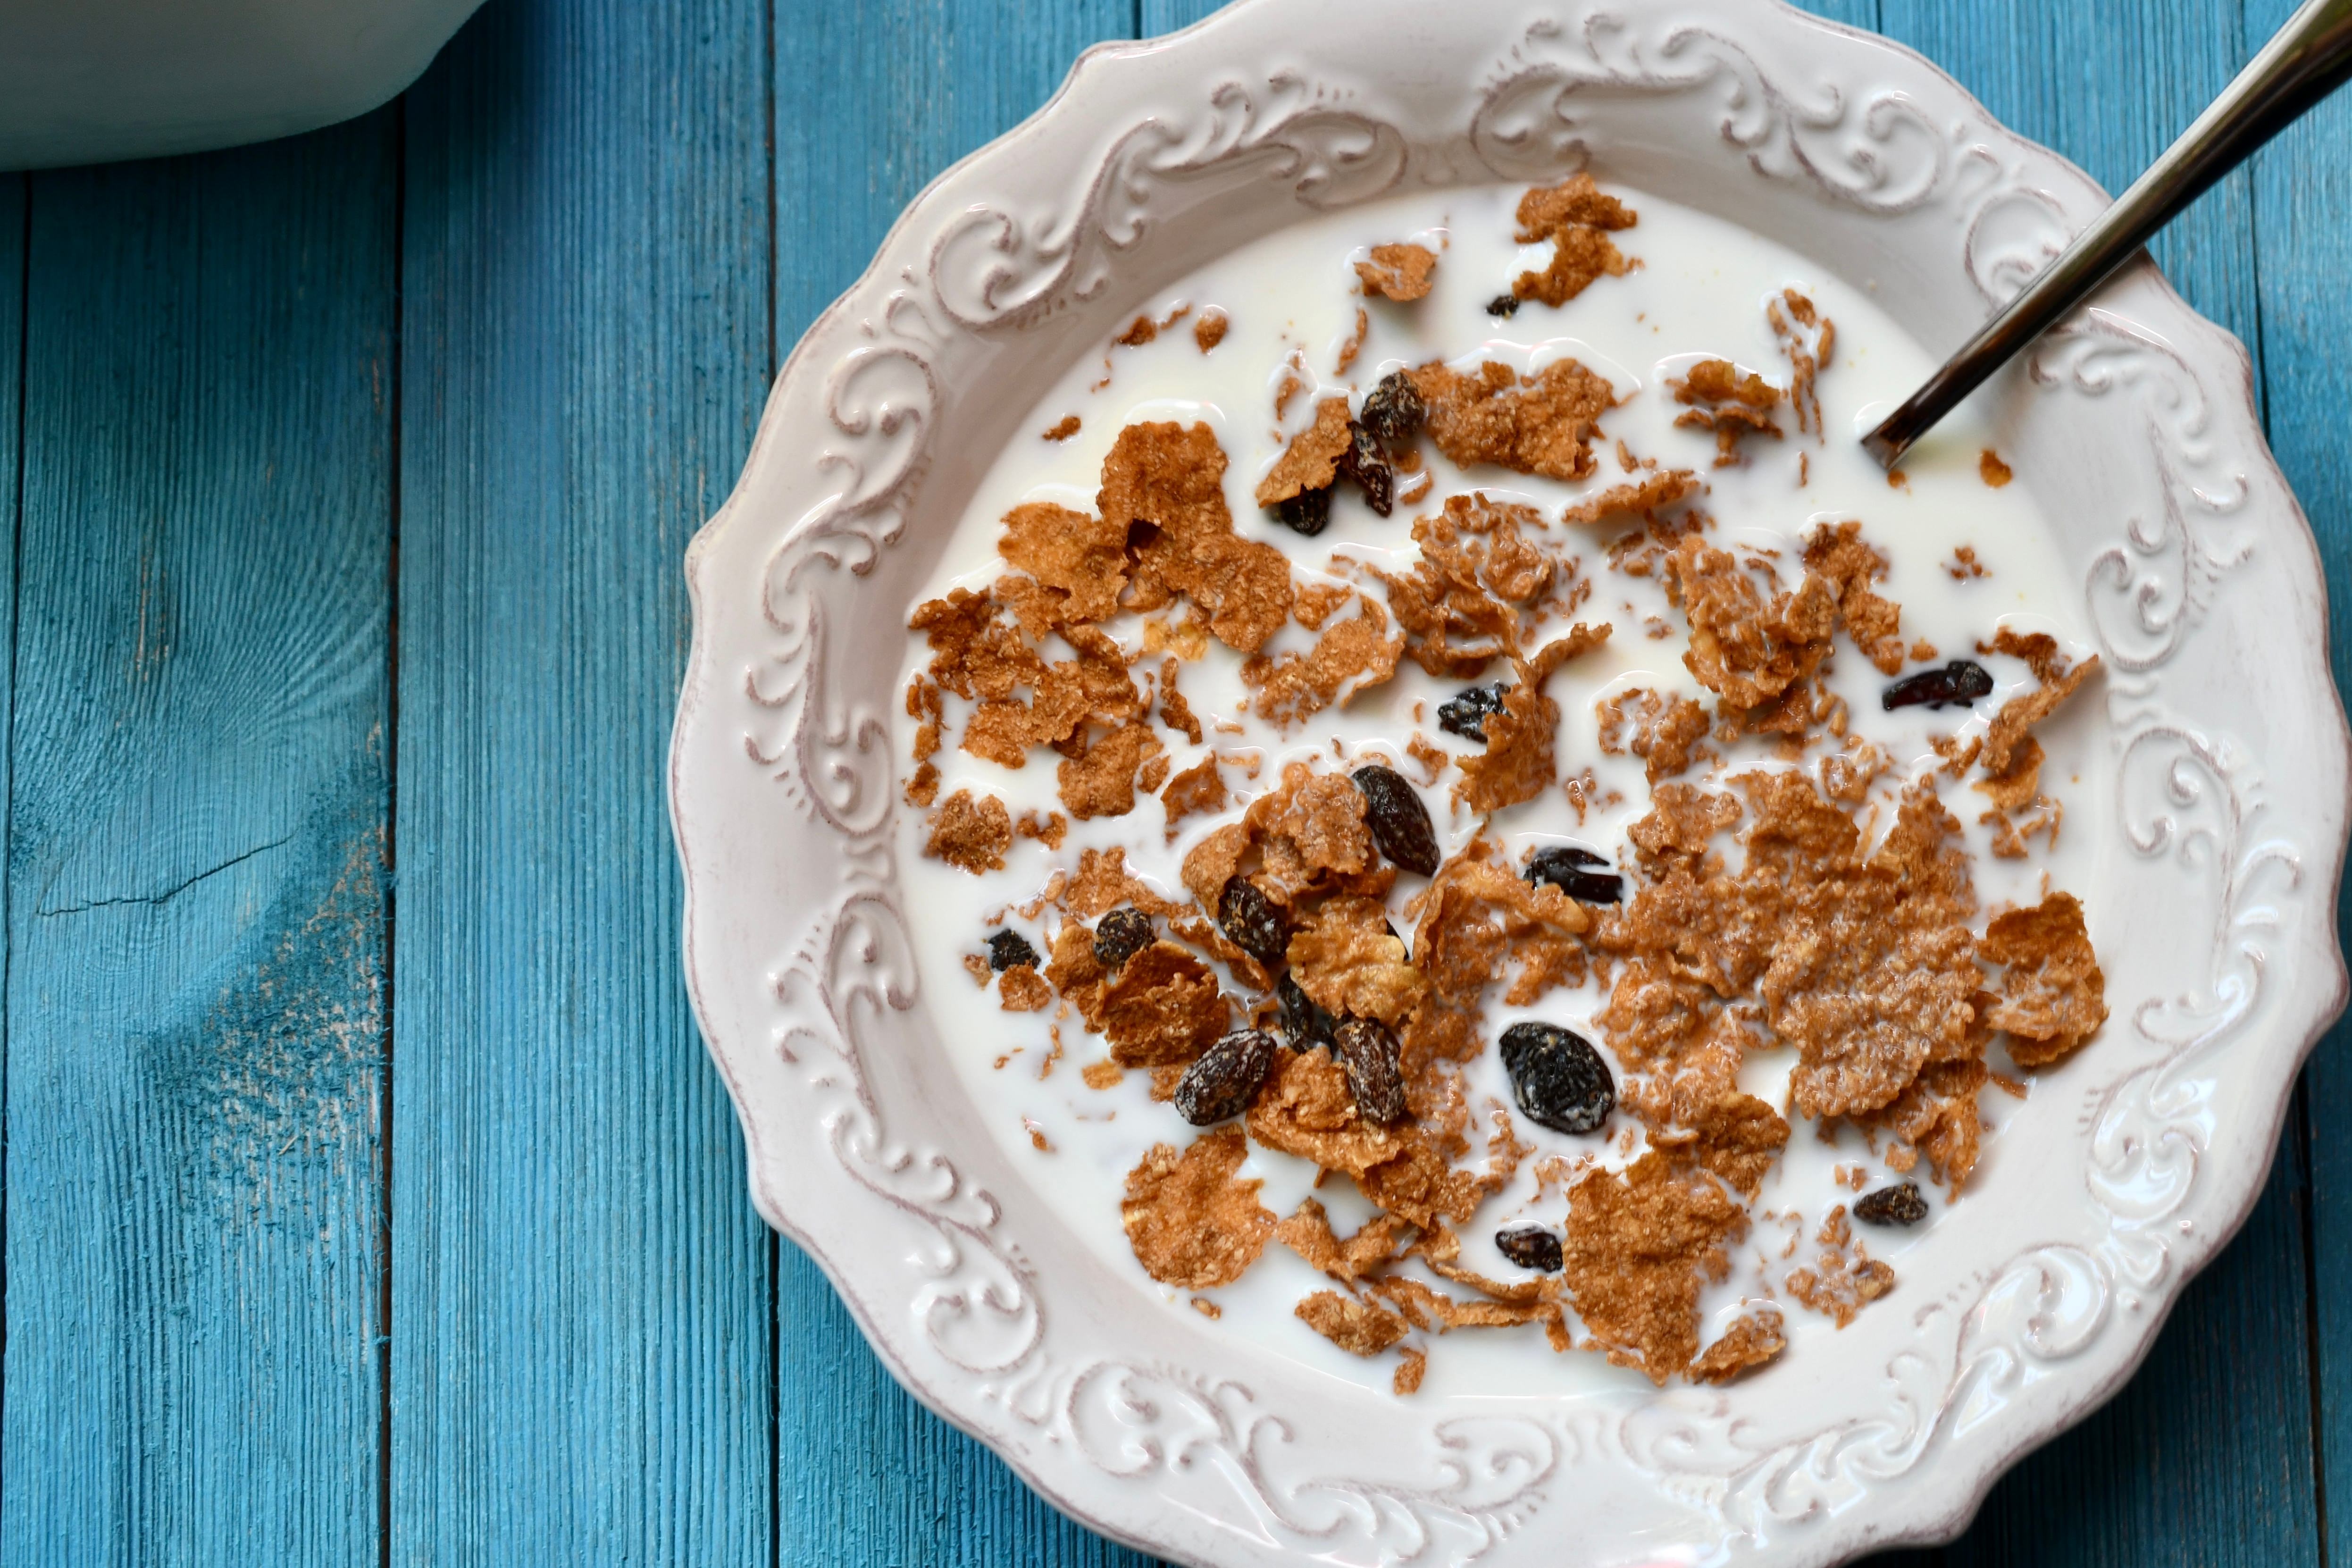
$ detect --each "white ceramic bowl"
[0,0,480,170]
[670,2,2352,1562]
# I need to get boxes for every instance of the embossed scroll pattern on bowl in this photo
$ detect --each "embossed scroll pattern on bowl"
[670,2,2351,1564]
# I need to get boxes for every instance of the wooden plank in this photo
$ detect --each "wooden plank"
[2243,0,2352,1558]
[388,0,777,1561]
[767,2,1159,1563]
[0,124,395,1566]
[1878,1,2323,1565]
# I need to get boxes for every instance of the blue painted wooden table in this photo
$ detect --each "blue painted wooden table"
[1,0,2344,1561]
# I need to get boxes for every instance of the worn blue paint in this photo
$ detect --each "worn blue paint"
[0,124,396,1565]
[389,0,776,1563]
[0,0,2344,1564]
[2246,0,2352,1557]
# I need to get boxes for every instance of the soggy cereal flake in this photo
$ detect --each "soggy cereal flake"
[925,790,1012,874]
[1665,536,1831,710]
[1244,596,1403,727]
[1194,309,1229,352]
[1014,809,1068,850]
[1063,845,1187,922]
[1101,422,1295,654]
[1243,761,1379,902]
[1246,1046,1407,1175]
[997,964,1052,1011]
[1596,687,1712,783]
[1057,721,1165,820]
[1160,754,1229,836]
[1082,1058,1124,1090]
[1393,1346,1428,1393]
[1378,493,1560,678]
[1358,242,1439,302]
[1766,290,1835,437]
[1981,892,2107,1067]
[1802,521,1905,675]
[1296,1289,1410,1356]
[1690,1308,1787,1384]
[1559,468,1701,527]
[1624,782,1741,878]
[1122,1129,1276,1288]
[1783,1206,1894,1327]
[1292,581,1355,630]
[1980,449,2013,487]
[1818,738,1889,804]
[1978,627,2072,686]
[1981,654,2100,780]
[1511,175,1639,307]
[1407,734,1449,782]
[1044,922,1109,1029]
[1455,681,1559,814]
[1670,359,1781,465]
[1406,360,1615,482]
[1101,940,1228,1066]
[1561,1151,1748,1384]
[1288,894,1428,1024]
[1256,397,1355,507]
[1853,1057,1987,1192]
[1042,414,1080,442]
[1276,1197,1417,1282]
[1000,500,1129,625]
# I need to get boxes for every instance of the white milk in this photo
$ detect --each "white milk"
[894,183,2105,1400]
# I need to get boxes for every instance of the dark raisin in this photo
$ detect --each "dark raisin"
[1881,659,1995,712]
[1277,971,1337,1051]
[985,930,1039,972]
[1173,1029,1280,1125]
[1436,680,1510,743]
[1485,293,1520,318]
[1333,1017,1407,1123]
[1523,846,1622,905]
[1358,370,1426,446]
[1499,1021,1614,1135]
[1495,1224,1563,1273]
[1271,485,1332,537]
[1092,907,1155,970]
[1337,422,1394,517]
[1351,764,1441,876]
[1854,1182,1930,1226]
[1218,875,1290,969]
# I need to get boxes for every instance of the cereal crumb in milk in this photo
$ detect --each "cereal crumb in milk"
[897,176,2108,1395]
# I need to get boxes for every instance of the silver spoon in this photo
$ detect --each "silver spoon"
[1862,0,2352,469]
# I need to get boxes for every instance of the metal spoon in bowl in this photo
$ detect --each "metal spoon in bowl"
[1862,0,2352,469]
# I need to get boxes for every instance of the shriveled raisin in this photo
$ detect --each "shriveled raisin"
[1499,1021,1614,1134]
[1854,1182,1929,1226]
[1338,422,1394,517]
[1523,845,1622,905]
[1881,659,1995,712]
[1351,764,1441,876]
[1358,370,1426,446]
[1272,485,1332,537]
[986,930,1040,972]
[1093,907,1155,970]
[1277,971,1337,1051]
[1485,293,1520,318]
[1173,1028,1280,1125]
[1437,681,1510,742]
[1218,875,1289,968]
[1495,1224,1563,1273]
[1334,1017,1407,1123]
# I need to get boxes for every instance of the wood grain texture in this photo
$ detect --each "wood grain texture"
[768,3,1163,1561]
[0,124,395,1565]
[387,0,777,1563]
[2245,0,2352,1557]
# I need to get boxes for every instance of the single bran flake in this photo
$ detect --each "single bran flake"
[1122,1129,1276,1289]
[1357,242,1439,301]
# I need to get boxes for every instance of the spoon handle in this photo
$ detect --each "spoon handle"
[1863,0,2352,469]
